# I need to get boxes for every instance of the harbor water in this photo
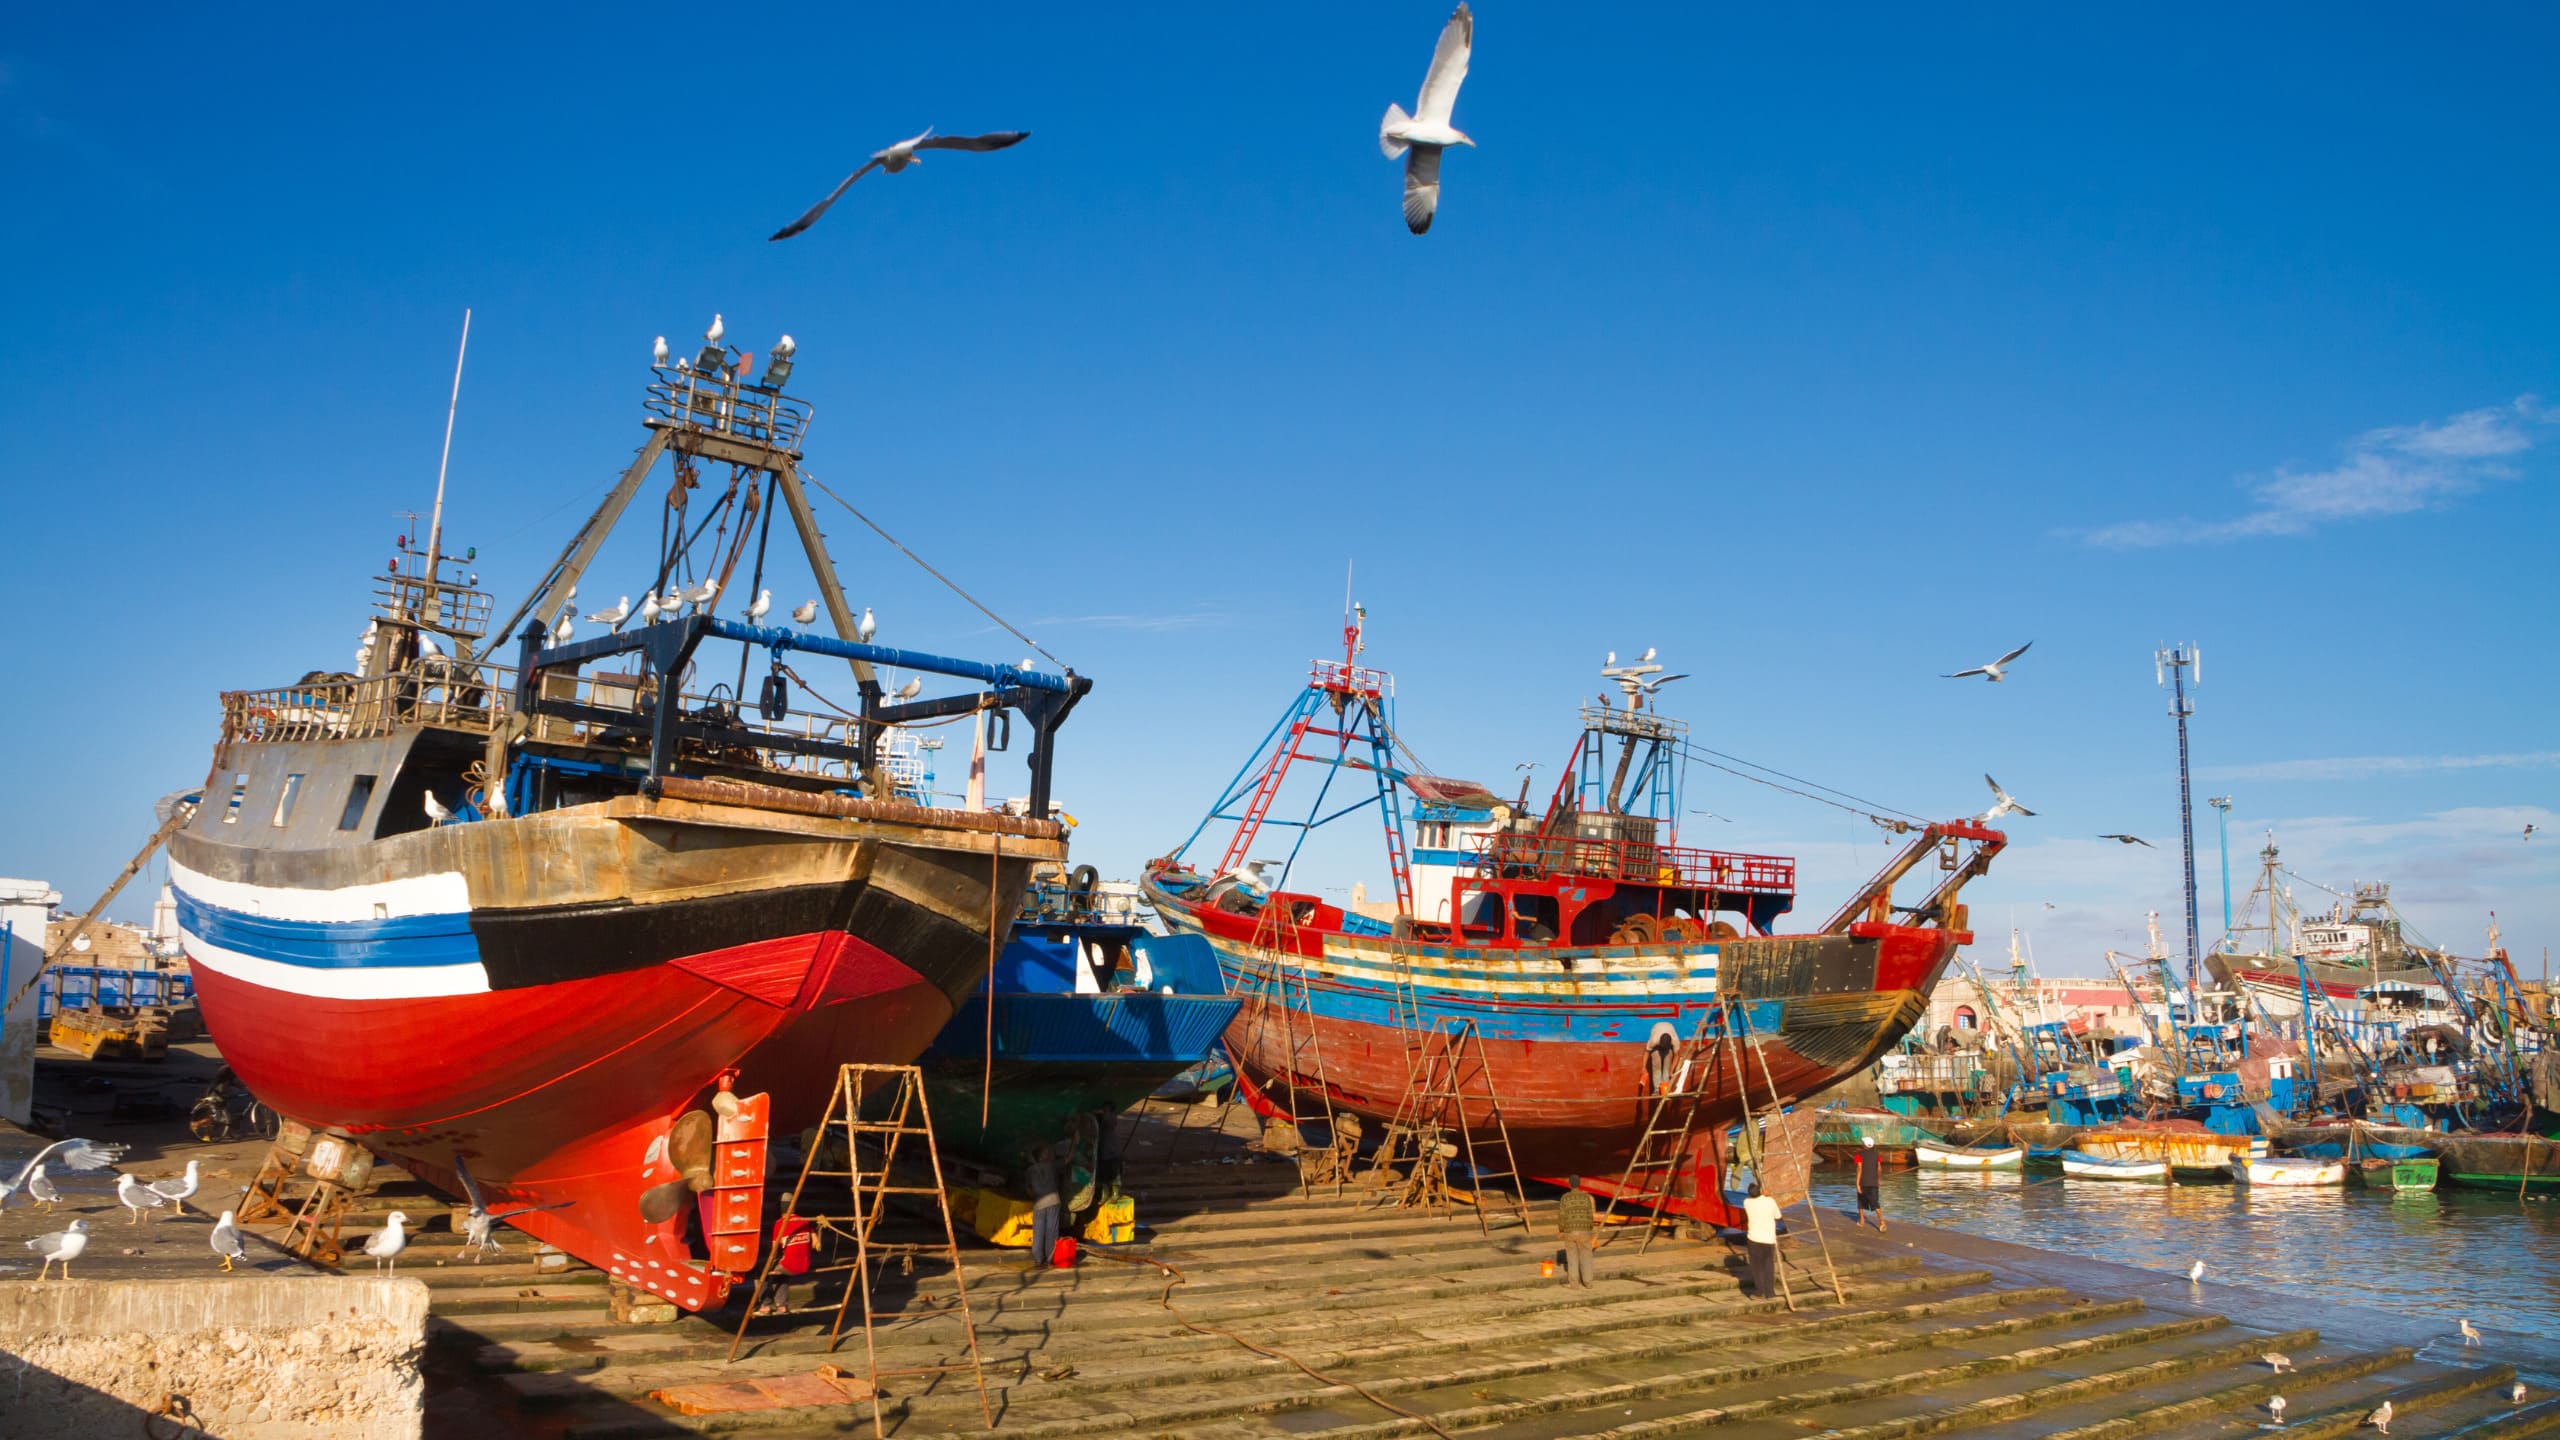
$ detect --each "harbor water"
[1815,1169,2560,1339]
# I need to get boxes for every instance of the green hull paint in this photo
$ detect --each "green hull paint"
[923,1060,1192,1182]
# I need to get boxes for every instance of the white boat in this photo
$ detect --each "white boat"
[2230,1156,2345,1187]
[1915,1141,2024,1171]
[2061,1150,2169,1183]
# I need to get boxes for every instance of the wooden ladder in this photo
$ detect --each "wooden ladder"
[724,1064,991,1438]
[1598,1014,1722,1252]
[1372,1016,1530,1234]
[1242,905,1344,1195]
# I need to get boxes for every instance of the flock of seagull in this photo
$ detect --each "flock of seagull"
[765,5,1477,239]
[1940,640,2165,849]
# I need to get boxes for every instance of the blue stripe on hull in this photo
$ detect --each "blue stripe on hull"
[173,889,482,970]
[1208,951,1774,1044]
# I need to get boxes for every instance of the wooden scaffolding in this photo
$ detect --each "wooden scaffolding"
[724,1063,991,1438]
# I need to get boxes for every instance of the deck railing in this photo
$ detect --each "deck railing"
[644,364,811,452]
[1470,830,1796,892]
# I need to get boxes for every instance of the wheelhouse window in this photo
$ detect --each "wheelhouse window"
[338,774,378,831]
[271,773,305,827]
[1458,890,1507,941]
[1513,893,1560,943]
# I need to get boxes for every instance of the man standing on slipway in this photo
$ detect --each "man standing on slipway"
[1854,1135,1887,1232]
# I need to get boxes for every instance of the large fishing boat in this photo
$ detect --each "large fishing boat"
[1143,620,2004,1221]
[2205,839,2438,1012]
[170,322,1087,1310]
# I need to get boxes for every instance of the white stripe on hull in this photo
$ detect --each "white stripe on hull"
[170,857,471,923]
[180,927,493,1001]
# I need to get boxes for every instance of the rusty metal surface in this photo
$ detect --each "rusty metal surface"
[649,774,1063,842]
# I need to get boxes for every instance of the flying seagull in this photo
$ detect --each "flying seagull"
[1379,4,1476,234]
[454,1153,573,1261]
[148,1159,202,1217]
[25,1219,87,1281]
[2,1138,125,1211]
[1980,774,2036,824]
[2099,834,2154,848]
[770,128,1033,241]
[211,1210,248,1272]
[1945,641,2034,683]
[2528,824,2540,841]
[792,599,818,625]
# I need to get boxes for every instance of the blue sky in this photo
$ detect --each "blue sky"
[3,5,2553,973]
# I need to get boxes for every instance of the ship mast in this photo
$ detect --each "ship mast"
[422,308,471,626]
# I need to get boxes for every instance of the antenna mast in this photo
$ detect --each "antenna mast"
[424,308,472,595]
[2156,644,2202,1012]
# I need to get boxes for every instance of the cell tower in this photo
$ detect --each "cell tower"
[2156,645,2202,1008]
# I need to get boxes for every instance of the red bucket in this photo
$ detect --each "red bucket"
[1050,1236,1078,1269]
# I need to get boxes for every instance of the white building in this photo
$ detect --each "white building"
[0,877,62,1125]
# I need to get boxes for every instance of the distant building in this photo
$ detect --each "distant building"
[1923,971,2155,1047]
[0,877,63,1125]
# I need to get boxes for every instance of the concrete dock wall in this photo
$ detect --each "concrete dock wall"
[0,1275,429,1440]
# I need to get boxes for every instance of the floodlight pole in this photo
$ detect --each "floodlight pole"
[2206,795,2233,946]
[2157,646,2202,1011]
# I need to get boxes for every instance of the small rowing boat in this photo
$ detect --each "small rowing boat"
[1914,1141,2024,1171]
[2230,1156,2346,1187]
[2061,1150,2169,1182]
[2351,1155,2439,1192]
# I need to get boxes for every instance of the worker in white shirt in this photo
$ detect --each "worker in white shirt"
[1741,1179,1782,1299]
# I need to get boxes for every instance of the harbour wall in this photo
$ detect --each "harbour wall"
[0,1275,429,1440]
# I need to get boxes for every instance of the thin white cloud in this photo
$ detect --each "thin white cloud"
[2078,397,2550,547]
[1032,608,1235,633]
[2200,751,2560,783]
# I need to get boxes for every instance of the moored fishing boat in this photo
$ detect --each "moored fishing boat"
[2061,1150,2169,1182]
[1815,1106,1943,1167]
[173,325,1089,1309]
[2351,1155,2440,1191]
[2075,1121,2262,1179]
[2230,1155,2346,1186]
[1915,1140,2023,1170]
[1144,624,2006,1223]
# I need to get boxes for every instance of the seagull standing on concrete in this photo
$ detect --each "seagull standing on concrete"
[148,1159,202,1217]
[2269,1393,2287,1426]
[25,1219,87,1281]
[792,599,818,625]
[770,128,1033,241]
[117,1172,170,1224]
[1980,775,2037,824]
[1378,4,1476,234]
[2460,1317,2483,1346]
[2099,834,2154,848]
[211,1210,248,1272]
[2513,1382,2529,1404]
[363,1212,411,1273]
[422,791,454,826]
[2264,1352,2293,1373]
[2188,1259,2206,1284]
[1945,642,2034,683]
[24,1163,59,1212]
[2366,1399,2393,1432]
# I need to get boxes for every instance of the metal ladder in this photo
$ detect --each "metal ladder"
[724,1063,991,1438]
[1598,1013,1722,1252]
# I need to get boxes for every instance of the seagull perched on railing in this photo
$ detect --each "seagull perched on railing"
[792,599,818,625]
[894,677,923,701]
[746,588,772,623]
[2099,834,2153,848]
[857,606,877,642]
[637,591,663,626]
[706,314,724,346]
[550,613,574,645]
[423,791,454,826]
[1378,4,1476,234]
[679,578,719,615]
[770,128,1033,241]
[1980,775,2036,824]
[1945,641,2034,683]
[585,596,632,629]
[652,336,669,366]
